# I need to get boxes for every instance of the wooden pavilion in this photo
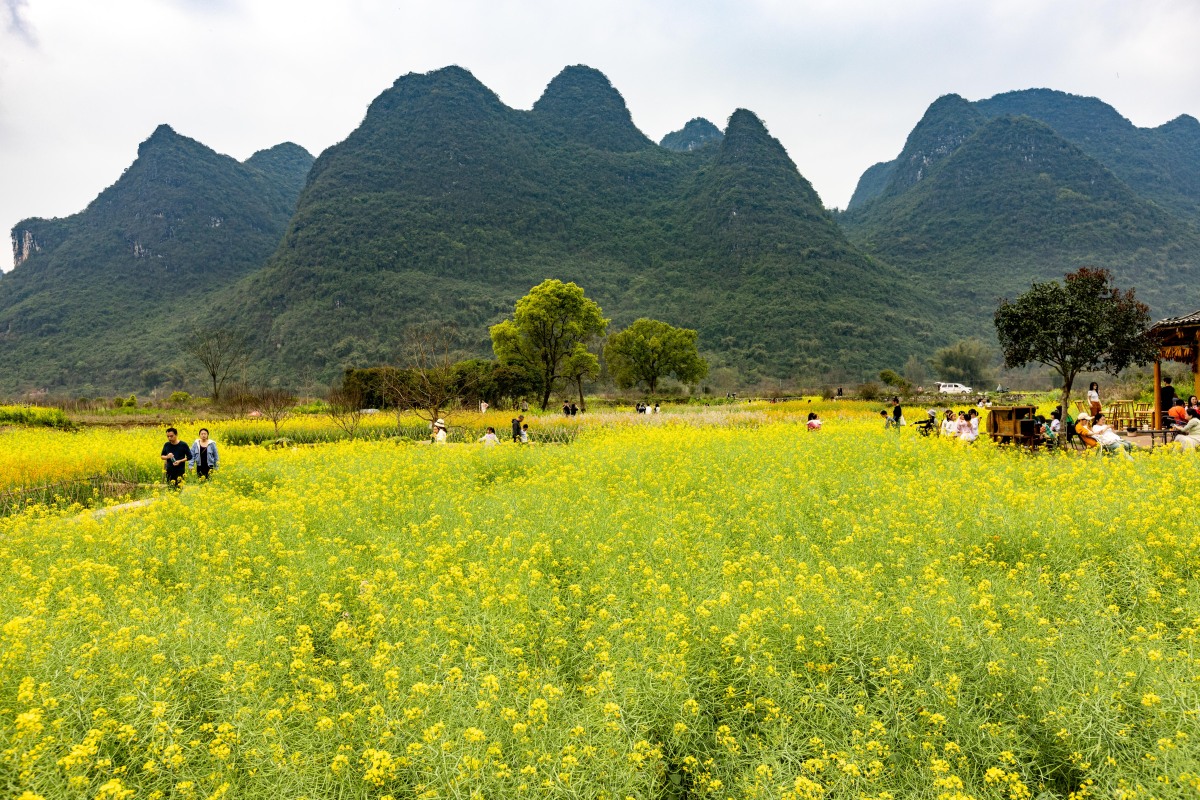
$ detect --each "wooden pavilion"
[1149,311,1200,424]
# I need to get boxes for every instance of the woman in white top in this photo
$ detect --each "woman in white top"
[431,419,448,444]
[941,410,957,437]
[1087,382,1101,418]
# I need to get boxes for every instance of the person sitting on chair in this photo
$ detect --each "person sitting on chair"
[1172,406,1200,450]
[1089,412,1135,459]
[1168,397,1189,425]
[1075,413,1098,449]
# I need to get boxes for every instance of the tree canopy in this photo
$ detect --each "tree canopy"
[994,267,1157,443]
[490,280,608,410]
[604,318,708,393]
[931,338,993,389]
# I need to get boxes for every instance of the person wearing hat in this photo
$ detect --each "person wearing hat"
[1074,412,1097,449]
[431,419,448,444]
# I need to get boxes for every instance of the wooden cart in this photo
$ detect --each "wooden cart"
[986,405,1041,446]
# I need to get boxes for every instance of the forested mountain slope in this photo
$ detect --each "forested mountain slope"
[233,65,931,384]
[0,127,313,393]
[841,114,1200,334]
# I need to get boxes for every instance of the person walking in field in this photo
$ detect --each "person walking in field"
[511,414,524,443]
[479,426,499,446]
[521,423,530,443]
[161,427,191,486]
[190,428,218,480]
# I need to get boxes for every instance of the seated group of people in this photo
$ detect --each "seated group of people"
[935,408,980,442]
[1073,412,1135,459]
[1165,399,1200,449]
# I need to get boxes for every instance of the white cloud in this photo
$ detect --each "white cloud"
[2,0,1199,270]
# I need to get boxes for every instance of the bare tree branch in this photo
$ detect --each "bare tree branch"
[185,329,247,402]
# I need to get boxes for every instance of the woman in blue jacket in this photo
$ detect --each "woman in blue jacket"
[191,428,219,479]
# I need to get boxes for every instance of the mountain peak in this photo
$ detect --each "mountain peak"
[716,109,792,169]
[687,107,828,239]
[245,142,315,199]
[532,65,651,152]
[363,65,507,124]
[139,124,185,152]
[878,94,985,199]
[660,118,723,152]
[975,88,1132,136]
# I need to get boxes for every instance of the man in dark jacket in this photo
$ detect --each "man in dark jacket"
[511,414,524,443]
[160,427,192,487]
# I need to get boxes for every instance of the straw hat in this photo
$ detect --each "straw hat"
[1076,412,1092,420]
[434,419,446,429]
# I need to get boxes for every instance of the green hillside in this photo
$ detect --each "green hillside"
[232,65,932,385]
[841,115,1200,333]
[874,94,986,203]
[850,88,1200,221]
[0,127,313,394]
[975,89,1200,219]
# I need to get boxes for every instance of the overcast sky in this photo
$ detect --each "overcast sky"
[3,0,1200,271]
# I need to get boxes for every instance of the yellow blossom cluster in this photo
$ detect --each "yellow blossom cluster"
[1,405,1198,798]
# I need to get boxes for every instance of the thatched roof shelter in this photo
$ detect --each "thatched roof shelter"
[1149,311,1200,423]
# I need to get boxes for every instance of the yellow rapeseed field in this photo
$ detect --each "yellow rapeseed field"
[1,406,1198,798]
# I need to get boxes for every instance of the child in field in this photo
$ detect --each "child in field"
[479,427,498,446]
[956,411,976,442]
[431,419,448,444]
[521,424,530,443]
[941,409,957,437]
[806,412,822,431]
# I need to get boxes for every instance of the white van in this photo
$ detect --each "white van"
[936,382,973,395]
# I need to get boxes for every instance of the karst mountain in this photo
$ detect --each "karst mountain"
[4,72,1199,395]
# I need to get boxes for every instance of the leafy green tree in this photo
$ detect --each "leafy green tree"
[994,267,1157,446]
[604,318,709,394]
[931,338,993,388]
[491,280,608,410]
[878,369,911,393]
[903,354,928,387]
[562,345,600,411]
